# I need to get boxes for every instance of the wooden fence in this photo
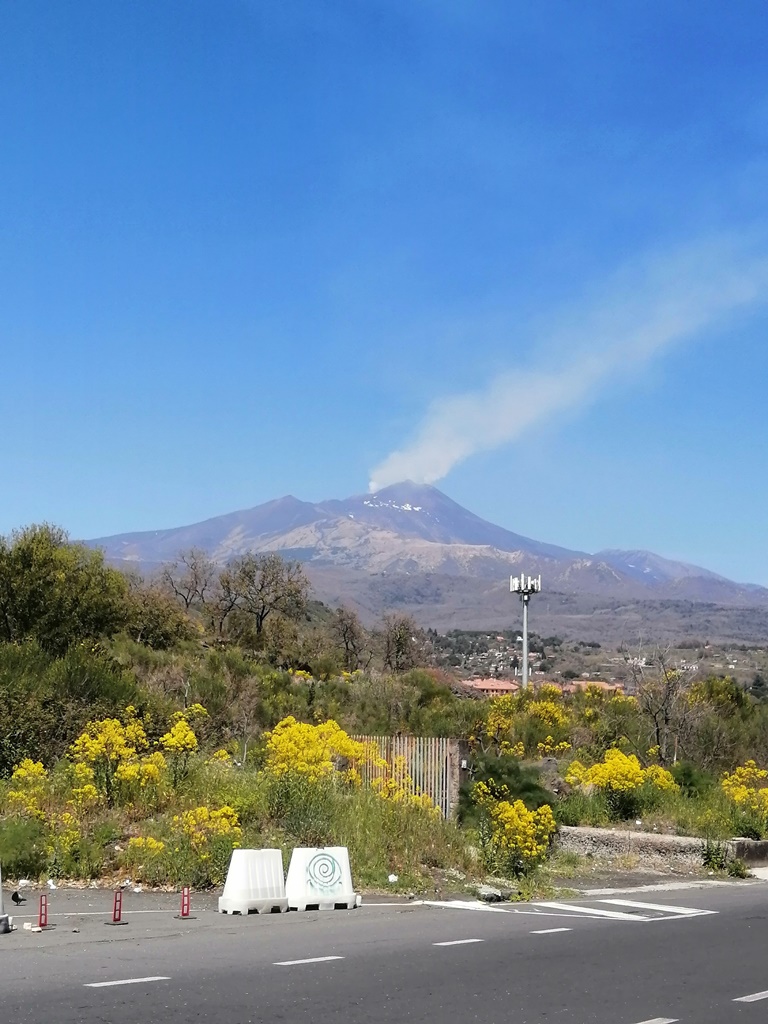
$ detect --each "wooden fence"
[353,735,463,818]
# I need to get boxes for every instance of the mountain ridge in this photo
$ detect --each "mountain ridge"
[86,481,768,641]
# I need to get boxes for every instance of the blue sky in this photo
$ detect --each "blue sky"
[3,1,768,583]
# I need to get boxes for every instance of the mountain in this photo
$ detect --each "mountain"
[87,481,768,643]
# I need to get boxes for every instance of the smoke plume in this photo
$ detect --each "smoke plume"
[369,237,768,491]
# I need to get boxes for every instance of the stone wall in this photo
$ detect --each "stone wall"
[556,825,768,868]
[557,825,703,868]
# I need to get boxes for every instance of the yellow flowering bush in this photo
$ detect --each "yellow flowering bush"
[265,716,369,784]
[121,835,168,885]
[370,755,439,815]
[537,736,572,757]
[67,762,100,812]
[70,709,149,803]
[720,761,768,831]
[644,764,679,791]
[722,760,768,803]
[45,811,82,874]
[6,759,48,818]
[478,695,519,756]
[474,781,556,876]
[206,749,234,766]
[128,835,166,854]
[113,751,169,812]
[474,688,574,759]
[159,706,207,786]
[172,804,242,850]
[565,748,678,820]
[115,750,167,786]
[160,718,199,754]
[528,699,568,729]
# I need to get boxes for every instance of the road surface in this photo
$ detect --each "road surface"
[2,882,767,1023]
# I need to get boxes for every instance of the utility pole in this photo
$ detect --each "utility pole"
[510,574,542,690]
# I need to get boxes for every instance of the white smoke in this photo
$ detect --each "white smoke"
[369,237,768,491]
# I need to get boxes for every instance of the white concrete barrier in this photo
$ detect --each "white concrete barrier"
[218,849,288,915]
[285,847,359,912]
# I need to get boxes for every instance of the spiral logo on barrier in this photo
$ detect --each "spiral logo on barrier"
[306,852,342,893]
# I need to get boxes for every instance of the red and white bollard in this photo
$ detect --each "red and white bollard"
[175,885,195,920]
[38,893,52,930]
[106,889,128,926]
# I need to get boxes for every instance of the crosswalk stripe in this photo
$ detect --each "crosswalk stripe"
[601,899,716,917]
[734,990,768,1003]
[535,902,650,921]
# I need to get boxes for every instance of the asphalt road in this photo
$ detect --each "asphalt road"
[3,883,768,1024]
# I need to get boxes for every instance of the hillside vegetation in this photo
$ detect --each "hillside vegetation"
[4,524,768,890]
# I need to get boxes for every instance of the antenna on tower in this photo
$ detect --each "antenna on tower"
[510,575,542,690]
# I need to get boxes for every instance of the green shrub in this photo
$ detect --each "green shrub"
[0,817,48,878]
[727,857,750,878]
[555,791,610,827]
[701,838,729,871]
[671,762,715,798]
[265,773,336,846]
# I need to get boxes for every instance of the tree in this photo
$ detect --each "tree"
[381,613,424,674]
[330,607,371,672]
[160,549,216,611]
[229,553,309,638]
[0,524,129,655]
[630,646,699,764]
[124,576,195,649]
[227,671,263,764]
[208,565,241,638]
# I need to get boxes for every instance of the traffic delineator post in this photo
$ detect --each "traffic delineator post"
[106,889,128,926]
[37,893,54,930]
[175,885,196,920]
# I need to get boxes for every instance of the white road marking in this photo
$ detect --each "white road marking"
[581,880,739,896]
[425,900,582,919]
[510,908,600,919]
[633,1018,678,1023]
[18,909,208,918]
[536,902,650,921]
[85,977,170,988]
[734,990,768,1003]
[423,899,510,913]
[531,927,572,934]
[601,899,717,918]
[360,901,425,908]
[433,938,484,946]
[274,956,345,966]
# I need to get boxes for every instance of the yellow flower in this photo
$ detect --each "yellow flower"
[528,699,568,729]
[474,781,556,871]
[206,749,233,766]
[171,805,242,851]
[6,759,48,818]
[128,836,166,854]
[565,749,678,793]
[159,720,198,754]
[264,716,368,783]
[722,761,768,812]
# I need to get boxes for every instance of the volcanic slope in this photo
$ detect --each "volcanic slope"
[88,481,768,641]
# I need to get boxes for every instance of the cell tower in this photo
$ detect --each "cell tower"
[510,574,542,690]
